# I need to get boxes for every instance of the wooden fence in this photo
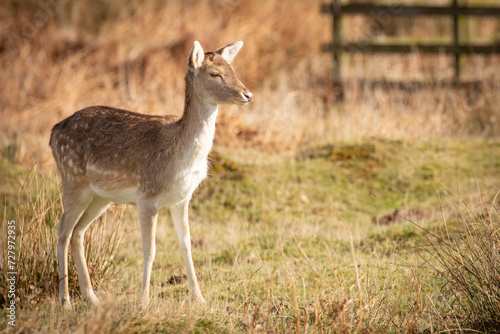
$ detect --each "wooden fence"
[321,0,500,89]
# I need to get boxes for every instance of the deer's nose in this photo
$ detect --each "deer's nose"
[243,92,253,102]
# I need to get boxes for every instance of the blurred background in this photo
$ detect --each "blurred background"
[0,0,499,167]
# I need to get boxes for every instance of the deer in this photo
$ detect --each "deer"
[49,41,253,309]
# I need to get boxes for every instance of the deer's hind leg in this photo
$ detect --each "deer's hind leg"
[70,196,112,307]
[57,185,94,309]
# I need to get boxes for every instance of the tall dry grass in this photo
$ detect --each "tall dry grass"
[1,0,499,167]
[0,166,124,308]
[379,183,500,331]
[424,189,500,331]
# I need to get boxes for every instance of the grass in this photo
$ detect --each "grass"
[1,138,499,332]
[0,162,124,309]
[419,188,500,332]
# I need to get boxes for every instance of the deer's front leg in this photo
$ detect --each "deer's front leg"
[138,202,159,307]
[170,200,206,303]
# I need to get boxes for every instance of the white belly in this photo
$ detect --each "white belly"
[89,168,206,207]
[90,185,139,204]
[88,155,207,208]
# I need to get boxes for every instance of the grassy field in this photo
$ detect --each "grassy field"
[1,139,500,332]
[1,0,500,332]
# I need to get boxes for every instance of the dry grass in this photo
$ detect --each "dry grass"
[1,0,499,166]
[0,165,124,309]
[419,187,500,332]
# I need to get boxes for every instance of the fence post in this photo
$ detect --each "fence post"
[332,0,344,96]
[452,0,461,81]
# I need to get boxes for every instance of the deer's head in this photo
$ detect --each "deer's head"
[188,41,253,106]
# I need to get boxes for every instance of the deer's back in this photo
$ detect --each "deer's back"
[50,106,180,196]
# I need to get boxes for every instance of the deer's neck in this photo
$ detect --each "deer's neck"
[174,73,218,166]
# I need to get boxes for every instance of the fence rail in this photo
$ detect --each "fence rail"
[321,0,500,91]
[324,43,500,54]
[320,3,500,16]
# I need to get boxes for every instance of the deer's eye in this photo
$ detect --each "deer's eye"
[210,73,222,79]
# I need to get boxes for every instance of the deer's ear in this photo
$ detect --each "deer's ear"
[189,41,205,70]
[215,41,243,64]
